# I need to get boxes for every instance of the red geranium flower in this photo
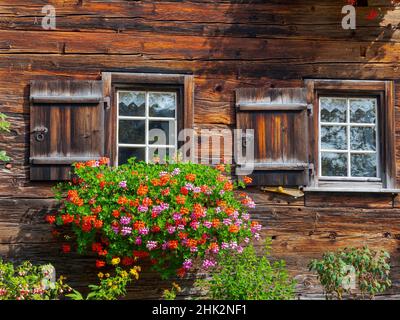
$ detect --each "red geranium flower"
[45,215,56,224]
[62,244,71,253]
[96,260,106,268]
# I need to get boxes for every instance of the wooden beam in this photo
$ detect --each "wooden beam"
[30,157,102,165]
[237,102,308,111]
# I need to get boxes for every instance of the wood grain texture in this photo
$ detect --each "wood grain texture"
[1,0,400,299]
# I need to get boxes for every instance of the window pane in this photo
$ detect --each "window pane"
[350,127,376,151]
[351,154,377,177]
[350,98,376,124]
[118,120,145,144]
[321,126,347,150]
[320,98,347,123]
[148,147,175,163]
[118,147,145,164]
[119,91,145,117]
[149,92,176,117]
[321,152,347,177]
[148,121,175,145]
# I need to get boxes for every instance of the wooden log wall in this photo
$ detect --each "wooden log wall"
[1,0,400,299]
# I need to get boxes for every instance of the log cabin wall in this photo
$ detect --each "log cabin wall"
[1,0,400,299]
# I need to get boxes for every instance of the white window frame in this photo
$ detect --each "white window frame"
[318,96,380,182]
[116,90,178,165]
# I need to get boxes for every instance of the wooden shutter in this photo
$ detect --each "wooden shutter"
[235,88,311,187]
[30,80,105,181]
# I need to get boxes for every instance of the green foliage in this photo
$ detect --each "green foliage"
[0,113,10,162]
[0,259,72,300]
[67,267,140,300]
[162,282,182,300]
[195,240,296,300]
[309,246,391,300]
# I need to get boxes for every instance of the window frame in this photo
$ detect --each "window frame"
[305,79,396,191]
[102,72,194,166]
[318,95,380,182]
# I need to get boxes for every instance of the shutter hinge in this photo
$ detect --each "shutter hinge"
[307,104,313,116]
[103,96,111,110]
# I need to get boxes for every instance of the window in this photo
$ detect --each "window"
[117,90,178,165]
[305,79,397,191]
[319,97,379,181]
[102,72,194,167]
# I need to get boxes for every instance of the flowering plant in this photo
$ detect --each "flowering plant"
[48,158,260,279]
[0,259,72,300]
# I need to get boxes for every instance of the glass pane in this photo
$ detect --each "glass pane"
[351,153,377,177]
[321,126,347,150]
[118,147,145,164]
[148,147,175,163]
[350,99,376,124]
[149,92,176,118]
[148,121,176,145]
[321,152,347,177]
[350,127,376,151]
[118,120,145,144]
[118,91,145,117]
[320,98,347,123]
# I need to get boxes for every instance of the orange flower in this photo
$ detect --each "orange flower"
[217,174,227,182]
[215,164,225,172]
[212,218,220,228]
[243,176,253,184]
[142,197,153,207]
[61,214,74,225]
[94,220,103,229]
[187,239,197,248]
[131,170,138,176]
[185,174,196,182]
[130,198,139,207]
[137,185,148,196]
[161,188,170,196]
[96,173,105,180]
[98,157,110,166]
[99,181,106,189]
[225,207,235,216]
[180,207,189,215]
[168,240,179,250]
[216,200,226,207]
[133,220,146,230]
[117,196,128,205]
[178,232,188,239]
[91,205,102,214]
[228,225,239,233]
[96,260,106,268]
[112,210,120,218]
[74,162,85,169]
[151,178,160,186]
[160,174,170,185]
[45,215,56,224]
[176,195,186,205]
[223,182,233,191]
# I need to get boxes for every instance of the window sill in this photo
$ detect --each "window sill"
[303,187,400,194]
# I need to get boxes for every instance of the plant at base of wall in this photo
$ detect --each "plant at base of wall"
[0,113,10,162]
[0,259,72,300]
[194,239,296,300]
[49,158,259,280]
[309,247,391,300]
[67,266,141,300]
[162,282,182,300]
